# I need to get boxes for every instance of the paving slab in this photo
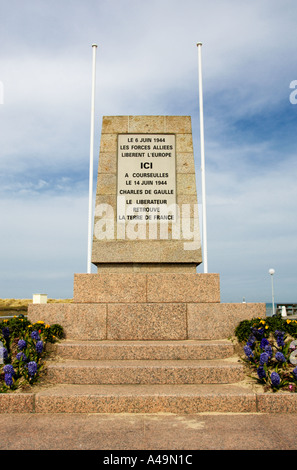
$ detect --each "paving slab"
[0,412,297,450]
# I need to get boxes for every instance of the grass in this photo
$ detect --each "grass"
[0,298,73,317]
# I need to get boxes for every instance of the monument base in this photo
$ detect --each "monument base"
[28,273,265,340]
[18,272,289,416]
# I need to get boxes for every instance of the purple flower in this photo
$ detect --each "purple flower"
[246,335,256,347]
[31,330,40,341]
[244,345,254,359]
[260,338,270,349]
[257,366,266,380]
[2,327,9,339]
[271,372,280,387]
[27,361,37,377]
[293,367,297,380]
[275,331,285,347]
[18,339,26,351]
[16,352,27,362]
[35,341,43,354]
[260,352,269,365]
[265,344,273,358]
[275,352,286,363]
[4,374,13,387]
[277,337,285,348]
[3,364,15,376]
[251,327,264,339]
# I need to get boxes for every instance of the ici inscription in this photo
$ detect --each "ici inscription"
[117,134,176,223]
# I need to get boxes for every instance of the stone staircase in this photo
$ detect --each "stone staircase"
[46,339,243,387]
[29,338,258,413]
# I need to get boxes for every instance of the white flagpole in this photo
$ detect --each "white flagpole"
[197,42,208,274]
[87,44,98,274]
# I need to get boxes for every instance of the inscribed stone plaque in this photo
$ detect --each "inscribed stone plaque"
[117,134,176,223]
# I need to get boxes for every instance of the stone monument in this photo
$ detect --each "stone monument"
[29,115,265,341]
[25,115,268,414]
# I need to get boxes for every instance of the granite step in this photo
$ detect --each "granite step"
[3,383,297,414]
[33,383,257,414]
[45,359,244,385]
[48,339,235,361]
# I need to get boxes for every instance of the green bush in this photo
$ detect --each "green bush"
[235,314,297,343]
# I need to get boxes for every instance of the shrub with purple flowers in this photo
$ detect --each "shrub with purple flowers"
[236,315,297,392]
[0,316,64,393]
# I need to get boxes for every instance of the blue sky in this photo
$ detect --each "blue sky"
[0,0,296,303]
